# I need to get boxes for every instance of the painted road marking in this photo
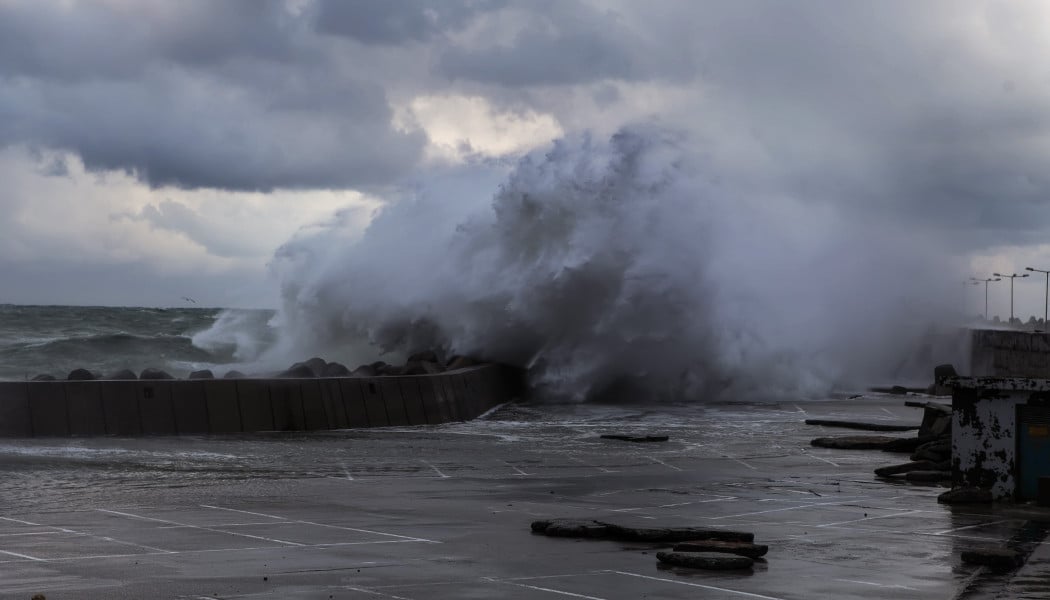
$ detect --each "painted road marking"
[420,460,450,478]
[606,570,787,600]
[200,505,439,543]
[97,508,305,547]
[484,576,609,599]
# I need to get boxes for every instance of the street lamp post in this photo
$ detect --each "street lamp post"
[971,277,1002,320]
[994,272,1030,323]
[1026,267,1050,327]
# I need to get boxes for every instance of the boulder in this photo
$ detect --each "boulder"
[223,370,246,379]
[804,419,918,432]
[139,368,174,380]
[407,350,439,364]
[890,385,908,395]
[904,470,951,482]
[377,363,403,376]
[918,404,953,438]
[874,460,941,477]
[656,551,754,570]
[351,365,377,377]
[446,355,478,370]
[402,360,444,375]
[596,522,754,543]
[882,435,942,453]
[280,363,316,378]
[600,434,669,443]
[811,436,901,450]
[934,363,958,383]
[31,374,55,381]
[321,362,351,377]
[531,519,611,538]
[938,488,993,505]
[67,368,95,381]
[911,439,951,462]
[188,369,214,379]
[105,369,138,380]
[672,540,768,558]
[961,548,1023,569]
[304,357,327,376]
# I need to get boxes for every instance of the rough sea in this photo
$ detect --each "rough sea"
[0,305,276,381]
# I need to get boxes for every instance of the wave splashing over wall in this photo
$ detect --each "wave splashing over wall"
[268,126,952,401]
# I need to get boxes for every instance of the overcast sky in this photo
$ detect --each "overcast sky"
[3,0,1050,317]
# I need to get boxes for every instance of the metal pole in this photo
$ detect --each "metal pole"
[1044,272,1047,325]
[1011,277,1015,322]
[985,280,990,320]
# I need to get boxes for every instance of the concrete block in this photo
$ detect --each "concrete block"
[29,382,69,436]
[300,379,329,430]
[270,380,306,431]
[237,379,274,432]
[102,381,143,435]
[320,379,348,429]
[0,382,31,436]
[339,379,370,428]
[65,381,106,436]
[205,380,242,433]
[138,381,176,435]
[418,377,452,424]
[380,378,409,426]
[440,375,463,421]
[399,378,428,425]
[171,381,208,434]
[360,378,389,426]
[454,373,481,419]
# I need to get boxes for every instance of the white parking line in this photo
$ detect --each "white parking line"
[605,570,787,599]
[200,505,439,543]
[97,509,304,547]
[484,576,608,599]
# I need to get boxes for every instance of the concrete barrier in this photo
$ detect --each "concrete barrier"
[66,381,106,436]
[360,379,389,426]
[320,379,348,429]
[138,381,177,435]
[299,379,330,431]
[270,380,306,431]
[0,364,522,437]
[102,381,142,435]
[339,379,370,427]
[0,382,31,436]
[237,380,274,432]
[205,380,242,433]
[29,382,68,436]
[171,381,208,434]
[399,378,428,425]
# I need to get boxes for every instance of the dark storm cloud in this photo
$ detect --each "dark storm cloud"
[0,0,422,191]
[313,0,503,45]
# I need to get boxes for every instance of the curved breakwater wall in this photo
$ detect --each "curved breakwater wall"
[0,364,524,437]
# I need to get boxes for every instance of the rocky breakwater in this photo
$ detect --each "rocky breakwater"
[0,352,524,437]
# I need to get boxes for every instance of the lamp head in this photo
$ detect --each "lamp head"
[994,273,1003,277]
[1027,267,1035,271]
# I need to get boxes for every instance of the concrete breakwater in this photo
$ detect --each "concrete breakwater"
[0,364,524,437]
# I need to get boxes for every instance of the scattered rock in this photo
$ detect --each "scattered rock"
[408,350,439,364]
[810,436,901,450]
[351,365,377,377]
[280,363,316,378]
[890,385,908,395]
[874,460,941,477]
[31,594,45,600]
[446,355,478,370]
[31,374,55,381]
[804,419,918,432]
[139,368,174,380]
[596,522,754,543]
[105,369,138,380]
[530,519,611,538]
[402,360,444,375]
[223,370,246,379]
[938,488,993,505]
[188,369,214,379]
[672,539,768,558]
[881,434,943,453]
[600,434,669,443]
[67,368,95,381]
[321,362,350,377]
[961,548,1023,569]
[656,551,754,570]
[904,470,951,482]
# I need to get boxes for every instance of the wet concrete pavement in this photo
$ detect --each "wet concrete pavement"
[0,396,1041,599]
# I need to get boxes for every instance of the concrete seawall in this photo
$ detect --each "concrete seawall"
[0,364,524,437]
[970,329,1050,377]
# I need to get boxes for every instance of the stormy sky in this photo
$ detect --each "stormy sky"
[3,0,1050,318]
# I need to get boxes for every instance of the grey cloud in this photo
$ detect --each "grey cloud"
[313,0,502,45]
[137,200,260,258]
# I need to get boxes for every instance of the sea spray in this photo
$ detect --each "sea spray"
[244,125,958,400]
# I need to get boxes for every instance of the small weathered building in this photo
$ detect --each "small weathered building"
[946,376,1050,501]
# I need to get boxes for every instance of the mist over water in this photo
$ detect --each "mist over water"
[245,125,957,401]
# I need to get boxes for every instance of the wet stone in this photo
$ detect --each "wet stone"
[903,470,951,482]
[597,522,754,543]
[531,519,610,538]
[882,435,942,453]
[67,368,95,380]
[656,551,754,570]
[31,374,55,381]
[105,369,137,380]
[281,363,316,378]
[672,539,768,558]
[321,362,350,377]
[961,548,1024,569]
[223,370,246,379]
[188,369,214,379]
[875,461,940,477]
[804,419,918,432]
[139,368,174,380]
[600,434,670,443]
[938,487,994,505]
[810,436,901,450]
